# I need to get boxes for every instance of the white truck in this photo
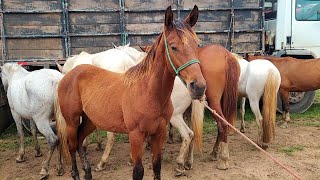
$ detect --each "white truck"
[264,0,320,113]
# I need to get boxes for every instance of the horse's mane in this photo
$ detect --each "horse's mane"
[231,53,244,61]
[124,19,199,86]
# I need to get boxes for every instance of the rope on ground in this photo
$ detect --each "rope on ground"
[201,101,302,180]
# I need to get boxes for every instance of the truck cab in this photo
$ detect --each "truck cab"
[264,0,320,113]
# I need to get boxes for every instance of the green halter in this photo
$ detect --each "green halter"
[163,32,200,84]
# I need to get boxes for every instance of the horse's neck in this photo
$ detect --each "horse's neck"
[7,67,29,86]
[144,47,175,104]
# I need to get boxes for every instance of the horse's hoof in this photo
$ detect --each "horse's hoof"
[209,151,218,161]
[240,128,246,133]
[95,163,107,172]
[216,161,229,170]
[39,168,49,180]
[35,151,43,157]
[127,160,133,166]
[279,122,288,129]
[258,143,269,150]
[15,156,25,163]
[184,163,192,170]
[56,166,64,176]
[175,168,186,177]
[84,173,92,180]
[95,144,103,151]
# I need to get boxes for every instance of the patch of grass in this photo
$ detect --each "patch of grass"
[301,122,320,127]
[203,110,217,135]
[279,145,304,156]
[0,124,34,151]
[115,134,129,143]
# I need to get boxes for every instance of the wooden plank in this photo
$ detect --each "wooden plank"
[126,23,162,33]
[71,36,120,48]
[234,20,260,30]
[197,33,229,46]
[233,0,260,8]
[125,0,176,10]
[6,25,61,35]
[180,0,229,9]
[5,14,61,26]
[69,12,120,25]
[234,10,260,21]
[194,21,230,32]
[234,32,261,43]
[7,38,62,50]
[233,42,260,52]
[69,0,119,11]
[7,49,63,60]
[127,34,159,47]
[125,12,165,24]
[70,24,120,34]
[3,0,61,11]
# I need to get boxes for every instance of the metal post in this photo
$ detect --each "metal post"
[62,0,70,57]
[261,0,265,54]
[120,0,126,46]
[0,0,7,65]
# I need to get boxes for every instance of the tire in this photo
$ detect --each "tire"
[277,91,316,113]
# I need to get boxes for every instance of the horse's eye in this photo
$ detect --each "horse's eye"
[171,46,178,51]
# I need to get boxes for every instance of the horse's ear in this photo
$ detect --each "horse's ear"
[243,52,249,60]
[126,42,130,47]
[185,5,199,28]
[112,42,117,48]
[55,60,63,72]
[164,6,174,30]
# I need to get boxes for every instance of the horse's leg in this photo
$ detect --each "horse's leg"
[95,129,103,151]
[77,114,96,180]
[30,120,42,157]
[56,144,64,176]
[11,111,25,163]
[170,115,194,176]
[95,131,116,172]
[167,123,174,144]
[34,118,59,179]
[129,129,146,180]
[149,122,167,180]
[279,89,290,128]
[247,97,267,148]
[240,97,246,133]
[209,103,229,170]
[183,120,194,171]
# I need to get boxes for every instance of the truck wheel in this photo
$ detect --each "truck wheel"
[277,91,316,113]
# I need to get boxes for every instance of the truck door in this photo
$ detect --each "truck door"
[291,0,320,50]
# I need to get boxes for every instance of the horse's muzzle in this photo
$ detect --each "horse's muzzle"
[189,80,206,100]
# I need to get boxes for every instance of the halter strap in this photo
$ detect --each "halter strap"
[163,32,200,81]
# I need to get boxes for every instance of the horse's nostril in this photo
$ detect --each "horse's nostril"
[190,81,195,89]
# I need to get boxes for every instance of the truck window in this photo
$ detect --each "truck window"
[296,0,320,21]
[265,0,278,20]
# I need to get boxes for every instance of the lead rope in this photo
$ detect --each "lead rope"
[200,101,302,180]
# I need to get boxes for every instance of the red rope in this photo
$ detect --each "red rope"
[201,102,302,180]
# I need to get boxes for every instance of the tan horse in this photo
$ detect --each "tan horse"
[246,54,320,128]
[198,45,240,169]
[55,5,206,180]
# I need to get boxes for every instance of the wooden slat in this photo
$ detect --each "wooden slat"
[69,12,120,25]
[125,0,176,10]
[180,0,229,9]
[3,0,61,11]
[7,49,63,60]
[233,0,260,8]
[125,12,165,24]
[7,38,62,50]
[70,36,120,48]
[194,21,230,32]
[127,34,159,47]
[197,33,229,47]
[234,10,260,21]
[233,42,260,52]
[6,25,61,35]
[68,0,119,10]
[5,14,61,26]
[126,23,162,33]
[234,32,261,43]
[70,24,120,34]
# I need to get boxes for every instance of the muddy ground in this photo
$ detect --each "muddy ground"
[0,118,319,180]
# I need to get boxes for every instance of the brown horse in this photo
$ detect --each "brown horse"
[55,5,206,180]
[198,45,240,169]
[246,54,320,128]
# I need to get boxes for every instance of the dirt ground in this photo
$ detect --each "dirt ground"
[0,118,319,180]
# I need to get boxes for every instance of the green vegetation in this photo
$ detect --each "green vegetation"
[279,145,304,156]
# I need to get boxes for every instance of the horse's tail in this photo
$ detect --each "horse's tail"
[223,54,240,129]
[262,70,279,143]
[54,88,72,164]
[191,100,205,152]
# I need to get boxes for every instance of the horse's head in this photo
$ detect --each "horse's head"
[0,63,21,91]
[114,43,147,64]
[162,5,206,100]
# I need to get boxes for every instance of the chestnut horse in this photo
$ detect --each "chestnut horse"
[246,54,320,128]
[198,45,240,169]
[55,5,206,180]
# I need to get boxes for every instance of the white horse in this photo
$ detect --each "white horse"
[236,56,281,148]
[58,44,204,176]
[0,63,64,179]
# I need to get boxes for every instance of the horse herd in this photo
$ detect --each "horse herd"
[1,5,319,180]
